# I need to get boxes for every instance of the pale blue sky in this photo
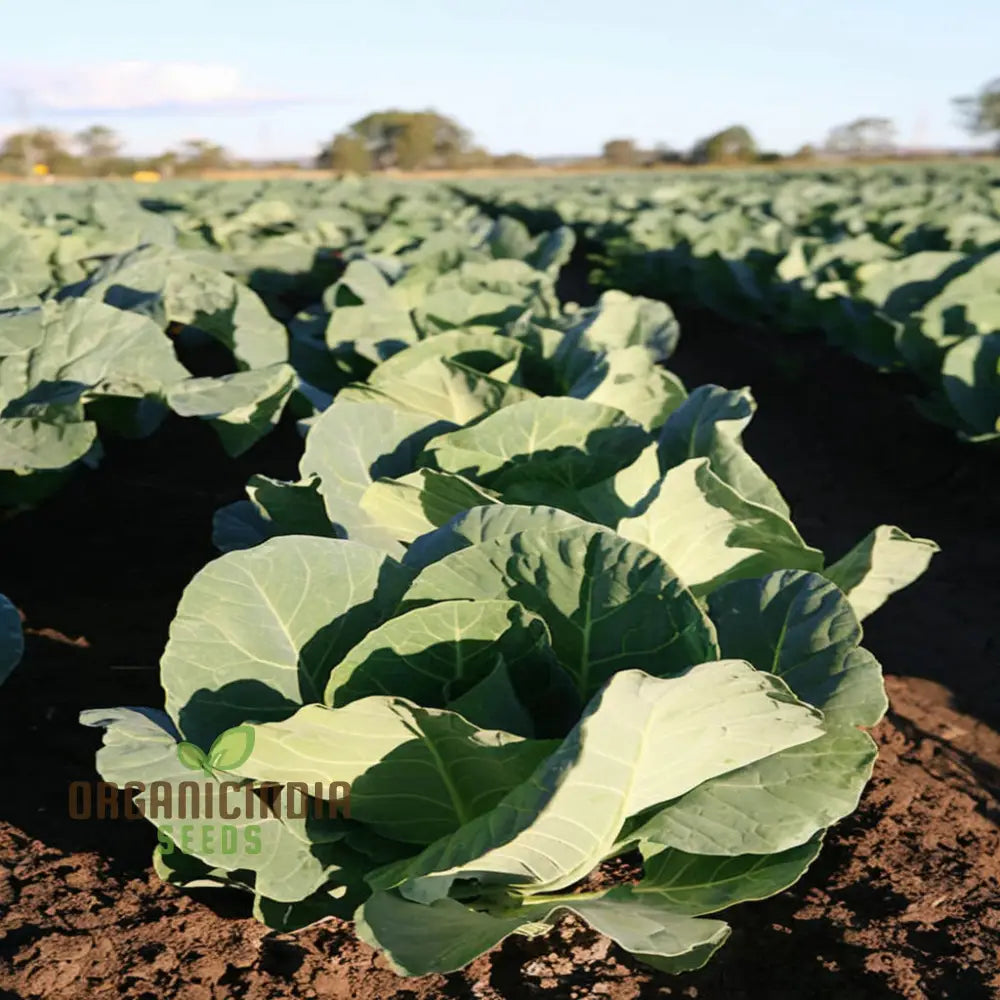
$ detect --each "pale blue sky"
[0,0,997,159]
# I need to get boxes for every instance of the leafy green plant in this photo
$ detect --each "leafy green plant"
[0,179,588,509]
[83,495,911,975]
[462,165,1000,440]
[217,351,936,624]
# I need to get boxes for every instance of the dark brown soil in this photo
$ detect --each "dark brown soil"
[1,309,998,999]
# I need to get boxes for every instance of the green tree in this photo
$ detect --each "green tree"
[75,125,122,173]
[443,145,493,170]
[322,110,470,171]
[825,118,895,157]
[954,77,1000,148]
[491,152,536,170]
[394,114,438,169]
[178,139,229,172]
[0,129,72,174]
[602,138,639,167]
[690,125,758,164]
[650,142,683,164]
[317,133,372,173]
[150,151,180,179]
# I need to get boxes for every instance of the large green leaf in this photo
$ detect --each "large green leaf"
[166,363,296,456]
[368,329,524,383]
[526,225,576,274]
[572,440,662,525]
[356,893,541,977]
[0,415,97,471]
[83,245,287,369]
[323,598,555,709]
[212,476,335,553]
[403,514,719,698]
[628,727,876,856]
[342,357,535,424]
[560,290,681,361]
[0,224,52,303]
[613,839,823,916]
[824,525,938,620]
[708,570,887,727]
[483,215,536,261]
[402,503,589,571]
[359,469,498,544]
[405,503,587,569]
[558,898,730,974]
[79,707,352,903]
[323,258,417,355]
[0,305,45,356]
[370,662,823,897]
[657,385,789,516]
[233,697,558,843]
[617,458,822,596]
[412,259,556,334]
[444,658,540,736]
[916,250,1000,352]
[160,536,411,746]
[856,250,964,316]
[941,332,1000,438]
[301,400,452,529]
[356,891,729,978]
[0,298,188,414]
[567,345,686,430]
[423,397,650,491]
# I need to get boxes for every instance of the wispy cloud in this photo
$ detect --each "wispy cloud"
[1,61,342,117]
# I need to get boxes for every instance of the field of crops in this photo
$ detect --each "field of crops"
[0,168,997,1000]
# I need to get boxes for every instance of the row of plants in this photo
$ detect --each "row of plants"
[457,164,1000,441]
[0,179,579,508]
[60,180,941,978]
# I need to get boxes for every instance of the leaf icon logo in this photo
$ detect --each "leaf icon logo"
[176,727,254,777]
[207,725,256,771]
[176,742,208,771]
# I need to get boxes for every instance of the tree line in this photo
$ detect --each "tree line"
[315,115,905,172]
[0,126,251,178]
[2,76,998,178]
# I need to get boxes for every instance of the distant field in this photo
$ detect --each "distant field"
[2,153,996,185]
